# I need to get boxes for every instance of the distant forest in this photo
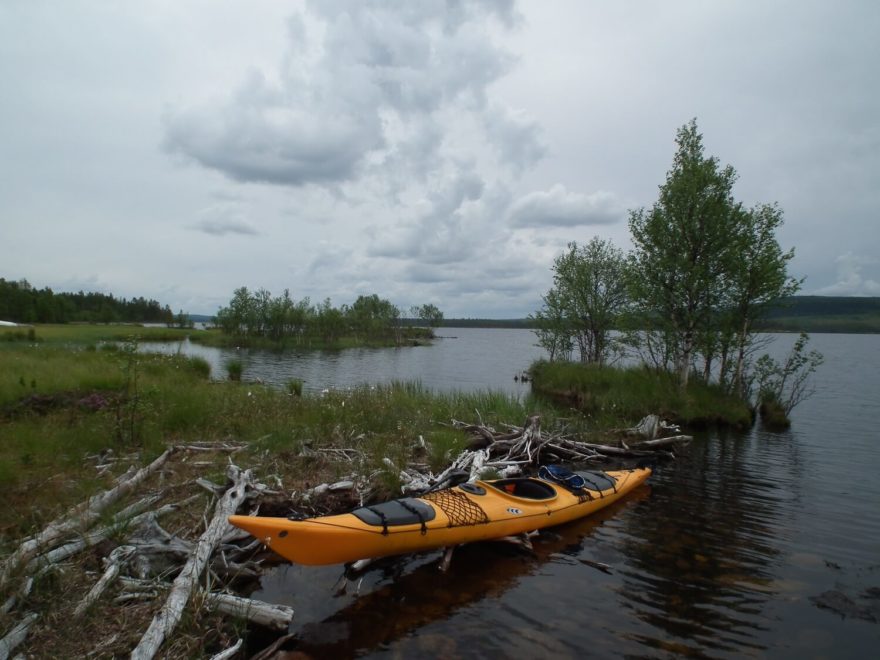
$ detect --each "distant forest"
[0,278,173,324]
[445,296,880,333]
[754,296,880,333]
[1,277,877,333]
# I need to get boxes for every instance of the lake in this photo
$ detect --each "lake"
[143,330,880,658]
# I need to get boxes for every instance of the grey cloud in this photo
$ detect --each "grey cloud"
[163,1,519,188]
[367,169,486,263]
[190,204,258,236]
[508,185,625,228]
[484,104,546,173]
[164,70,384,186]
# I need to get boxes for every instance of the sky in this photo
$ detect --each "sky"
[1,1,878,318]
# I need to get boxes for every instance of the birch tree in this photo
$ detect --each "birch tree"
[628,119,740,388]
[534,238,627,365]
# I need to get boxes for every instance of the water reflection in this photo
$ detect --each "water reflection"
[254,493,649,658]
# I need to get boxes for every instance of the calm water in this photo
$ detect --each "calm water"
[145,330,880,658]
[139,327,543,395]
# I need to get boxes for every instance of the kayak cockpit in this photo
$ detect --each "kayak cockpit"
[482,478,557,500]
[351,497,436,527]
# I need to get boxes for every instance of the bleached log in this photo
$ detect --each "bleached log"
[0,612,38,660]
[119,576,163,593]
[632,434,692,448]
[27,495,197,573]
[204,592,294,631]
[0,447,176,591]
[196,478,226,496]
[115,592,158,604]
[0,577,32,616]
[468,448,490,481]
[72,546,134,618]
[439,546,456,573]
[619,415,682,440]
[349,558,373,573]
[131,465,253,660]
[209,638,243,660]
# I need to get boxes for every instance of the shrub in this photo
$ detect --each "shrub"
[226,359,243,381]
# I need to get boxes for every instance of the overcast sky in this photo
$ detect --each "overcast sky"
[2,1,878,318]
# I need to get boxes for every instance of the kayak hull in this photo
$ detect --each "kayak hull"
[229,467,650,565]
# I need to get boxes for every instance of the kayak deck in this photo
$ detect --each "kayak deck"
[229,467,650,565]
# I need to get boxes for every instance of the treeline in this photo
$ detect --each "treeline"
[214,287,443,345]
[0,278,174,324]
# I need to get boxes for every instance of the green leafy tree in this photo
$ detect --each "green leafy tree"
[753,332,823,418]
[534,238,628,365]
[723,203,801,394]
[415,303,444,328]
[531,288,573,362]
[628,119,741,388]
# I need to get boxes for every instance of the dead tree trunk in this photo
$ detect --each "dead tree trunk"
[130,465,253,660]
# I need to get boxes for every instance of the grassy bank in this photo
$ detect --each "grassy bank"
[0,323,436,351]
[0,323,195,345]
[0,343,548,532]
[528,360,753,430]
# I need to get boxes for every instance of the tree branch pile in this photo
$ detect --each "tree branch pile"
[409,413,689,493]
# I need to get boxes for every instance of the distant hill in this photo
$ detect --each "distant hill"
[443,296,880,333]
[756,295,880,333]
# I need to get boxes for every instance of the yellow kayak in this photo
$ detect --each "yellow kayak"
[228,467,651,566]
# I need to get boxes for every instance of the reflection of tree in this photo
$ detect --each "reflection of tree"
[616,429,803,656]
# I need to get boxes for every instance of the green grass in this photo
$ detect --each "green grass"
[0,323,198,345]
[0,343,553,531]
[528,360,753,430]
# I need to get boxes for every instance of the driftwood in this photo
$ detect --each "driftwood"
[131,465,253,660]
[204,592,294,631]
[25,496,195,575]
[0,612,38,660]
[402,415,612,494]
[0,447,176,591]
[209,638,243,660]
[73,545,135,618]
[1,577,32,616]
[617,414,683,441]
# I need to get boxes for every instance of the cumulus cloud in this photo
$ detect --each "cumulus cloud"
[508,185,625,228]
[813,253,880,296]
[163,1,522,188]
[483,103,546,173]
[190,204,258,236]
[367,168,486,263]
